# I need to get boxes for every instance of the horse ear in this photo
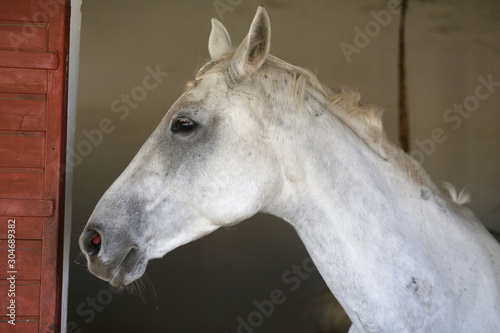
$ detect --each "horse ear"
[209,18,233,59]
[228,6,271,82]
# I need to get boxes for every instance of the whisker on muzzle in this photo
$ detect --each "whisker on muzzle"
[73,252,86,266]
[124,272,158,307]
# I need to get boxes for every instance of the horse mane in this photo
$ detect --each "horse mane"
[187,52,469,207]
[266,55,384,140]
[189,52,384,141]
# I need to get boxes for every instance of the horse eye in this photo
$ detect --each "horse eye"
[174,117,196,132]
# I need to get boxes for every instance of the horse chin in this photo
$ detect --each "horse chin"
[87,247,148,288]
[107,248,148,287]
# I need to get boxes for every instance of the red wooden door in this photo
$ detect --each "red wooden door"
[0,0,70,332]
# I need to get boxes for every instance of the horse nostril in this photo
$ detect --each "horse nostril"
[91,232,101,245]
[83,229,102,257]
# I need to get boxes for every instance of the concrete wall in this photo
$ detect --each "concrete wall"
[67,1,500,332]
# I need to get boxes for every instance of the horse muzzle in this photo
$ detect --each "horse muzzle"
[79,227,147,287]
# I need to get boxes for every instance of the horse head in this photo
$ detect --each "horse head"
[79,7,285,287]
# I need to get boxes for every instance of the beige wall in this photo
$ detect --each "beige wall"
[68,1,500,332]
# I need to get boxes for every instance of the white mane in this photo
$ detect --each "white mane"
[189,52,454,201]
[441,182,471,205]
[191,52,383,138]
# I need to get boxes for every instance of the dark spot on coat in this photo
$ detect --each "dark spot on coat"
[437,197,447,212]
[406,277,419,292]
[406,277,433,307]
[420,188,430,200]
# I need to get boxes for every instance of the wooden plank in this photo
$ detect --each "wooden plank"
[40,1,71,331]
[0,239,41,249]
[0,93,46,131]
[0,217,43,239]
[0,68,47,94]
[0,135,45,168]
[0,171,44,199]
[0,318,38,332]
[0,199,53,217]
[0,1,70,331]
[0,283,40,316]
[0,240,42,280]
[0,21,47,51]
[0,50,58,70]
[0,0,49,22]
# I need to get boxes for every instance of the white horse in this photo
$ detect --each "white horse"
[80,6,500,332]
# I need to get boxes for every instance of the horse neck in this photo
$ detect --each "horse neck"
[262,82,477,326]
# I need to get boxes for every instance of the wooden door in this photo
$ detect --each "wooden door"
[0,0,70,332]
